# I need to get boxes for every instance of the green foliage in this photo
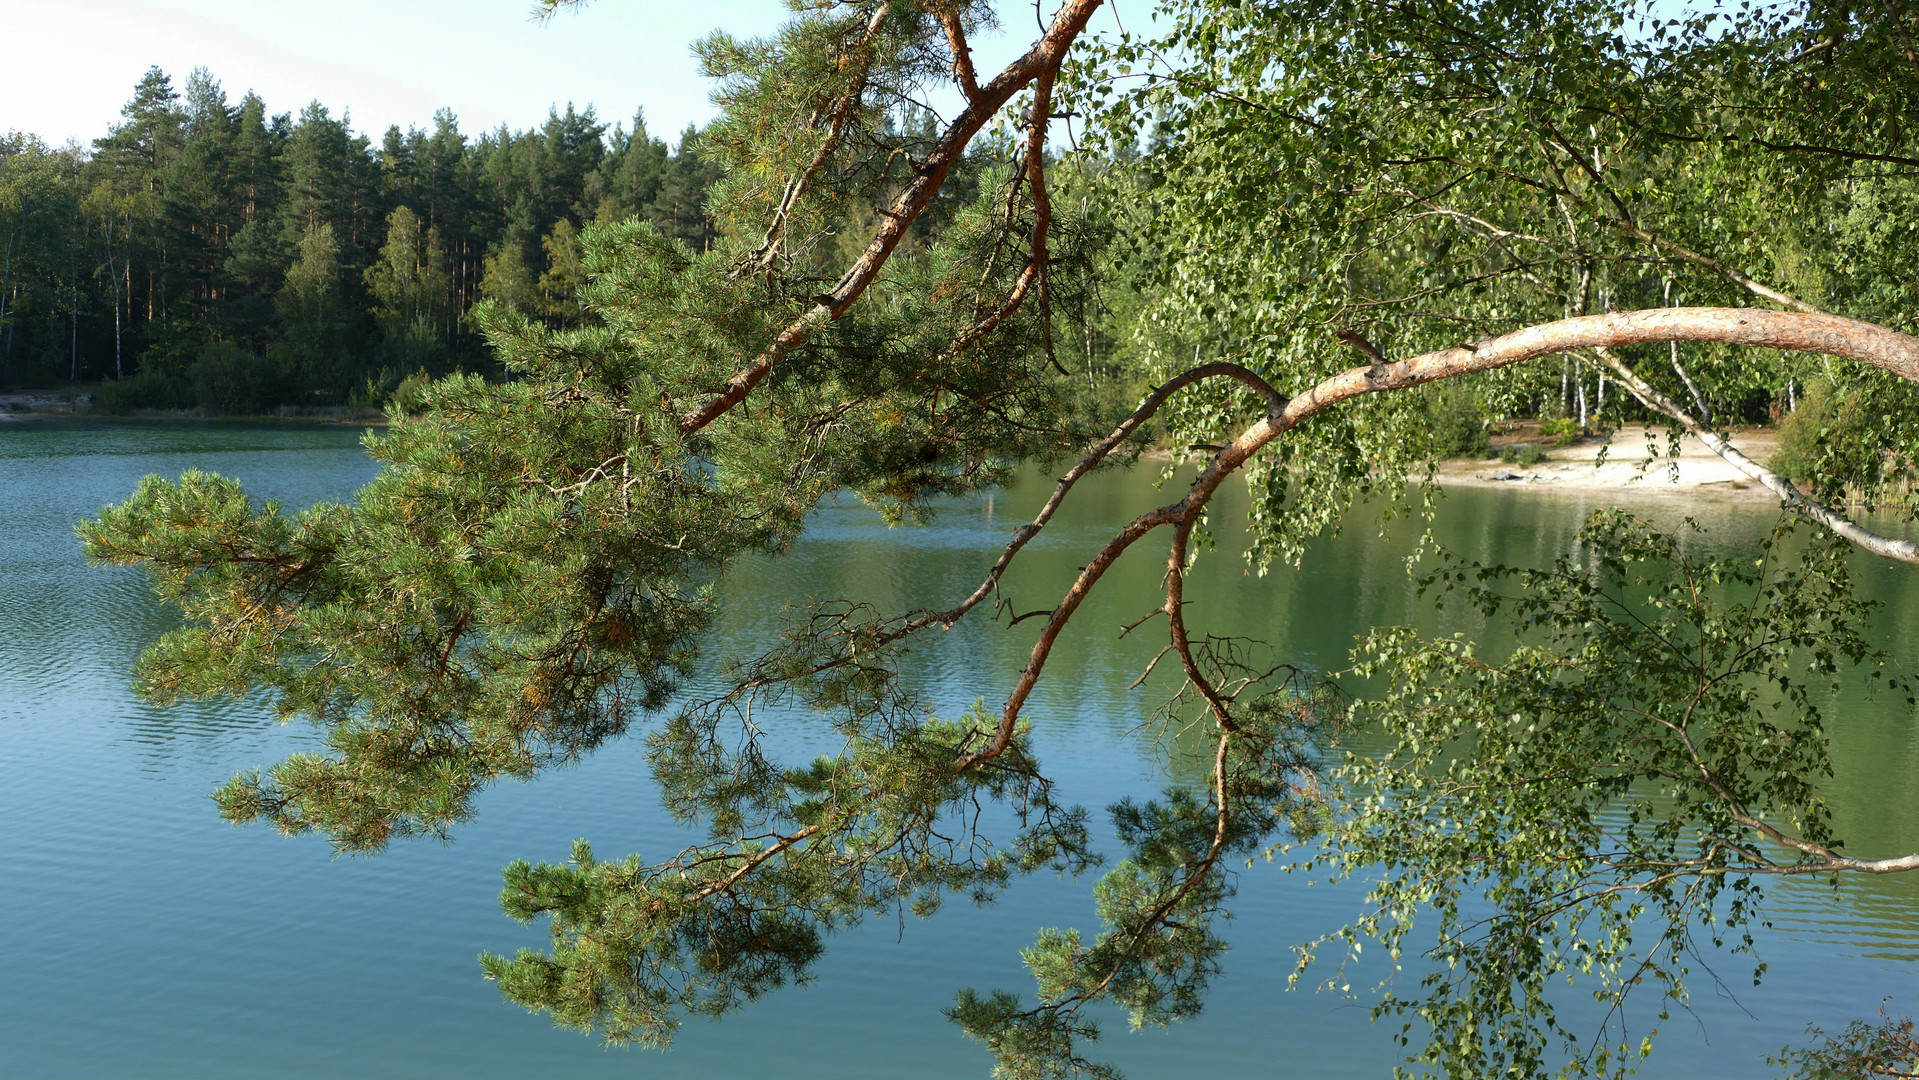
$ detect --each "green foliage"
[1770,381,1838,484]
[92,368,191,414]
[1768,378,1919,507]
[537,219,587,324]
[1424,383,1492,460]
[1775,1008,1919,1079]
[1322,512,1900,1079]
[366,206,450,370]
[387,368,433,415]
[480,238,538,316]
[1538,417,1582,446]
[1499,443,1549,466]
[276,221,346,370]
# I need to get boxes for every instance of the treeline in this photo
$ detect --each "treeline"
[0,66,721,411]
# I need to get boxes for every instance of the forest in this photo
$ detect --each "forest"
[0,67,725,412]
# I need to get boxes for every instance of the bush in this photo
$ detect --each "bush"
[93,369,191,414]
[389,368,434,415]
[1426,383,1492,458]
[1769,379,1903,492]
[190,342,282,416]
[1538,417,1582,445]
[1500,443,1549,466]
[1768,379,1837,484]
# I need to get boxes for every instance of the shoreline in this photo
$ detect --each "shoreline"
[0,393,384,426]
[0,399,1786,503]
[1433,427,1783,502]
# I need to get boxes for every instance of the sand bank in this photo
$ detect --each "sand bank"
[1436,427,1782,502]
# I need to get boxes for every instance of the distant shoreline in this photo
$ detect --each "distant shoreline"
[0,398,1786,503]
[0,393,385,426]
[1433,427,1783,502]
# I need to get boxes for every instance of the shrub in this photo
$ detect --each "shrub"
[1500,443,1549,466]
[1538,417,1582,445]
[389,368,434,415]
[190,342,282,416]
[1769,379,1837,484]
[93,369,191,414]
[1426,383,1492,458]
[1767,378,1908,497]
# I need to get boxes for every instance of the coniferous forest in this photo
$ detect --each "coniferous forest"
[0,67,733,413]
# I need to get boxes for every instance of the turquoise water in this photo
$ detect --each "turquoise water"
[1,420,1914,1078]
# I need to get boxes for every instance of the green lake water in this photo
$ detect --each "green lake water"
[2,420,1914,1078]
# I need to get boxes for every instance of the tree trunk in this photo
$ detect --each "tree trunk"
[103,223,123,380]
[0,229,16,348]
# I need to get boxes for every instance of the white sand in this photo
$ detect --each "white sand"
[1437,428,1782,501]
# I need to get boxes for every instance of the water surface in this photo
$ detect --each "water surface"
[1,421,1913,1078]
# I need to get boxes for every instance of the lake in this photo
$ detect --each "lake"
[2,420,1914,1078]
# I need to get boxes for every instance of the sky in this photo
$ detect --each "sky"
[2,0,1054,150]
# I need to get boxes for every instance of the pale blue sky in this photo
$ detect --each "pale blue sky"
[3,0,1064,148]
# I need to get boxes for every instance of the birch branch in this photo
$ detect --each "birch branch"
[1590,345,1919,565]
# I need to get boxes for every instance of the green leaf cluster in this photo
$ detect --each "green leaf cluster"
[1323,512,1900,1078]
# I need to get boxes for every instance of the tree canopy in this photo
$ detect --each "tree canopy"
[77,1,1919,1077]
[0,70,725,407]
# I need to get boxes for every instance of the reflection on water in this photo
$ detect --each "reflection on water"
[1,420,1913,1078]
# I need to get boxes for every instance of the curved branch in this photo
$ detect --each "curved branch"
[922,361,1281,631]
[960,307,1919,769]
[1164,518,1237,730]
[1668,712,1919,875]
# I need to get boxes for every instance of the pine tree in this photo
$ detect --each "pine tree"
[595,110,669,224]
[535,103,606,224]
[92,67,189,371]
[229,92,280,226]
[158,68,242,366]
[276,102,375,275]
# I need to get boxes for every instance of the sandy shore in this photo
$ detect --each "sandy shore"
[1436,427,1782,502]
